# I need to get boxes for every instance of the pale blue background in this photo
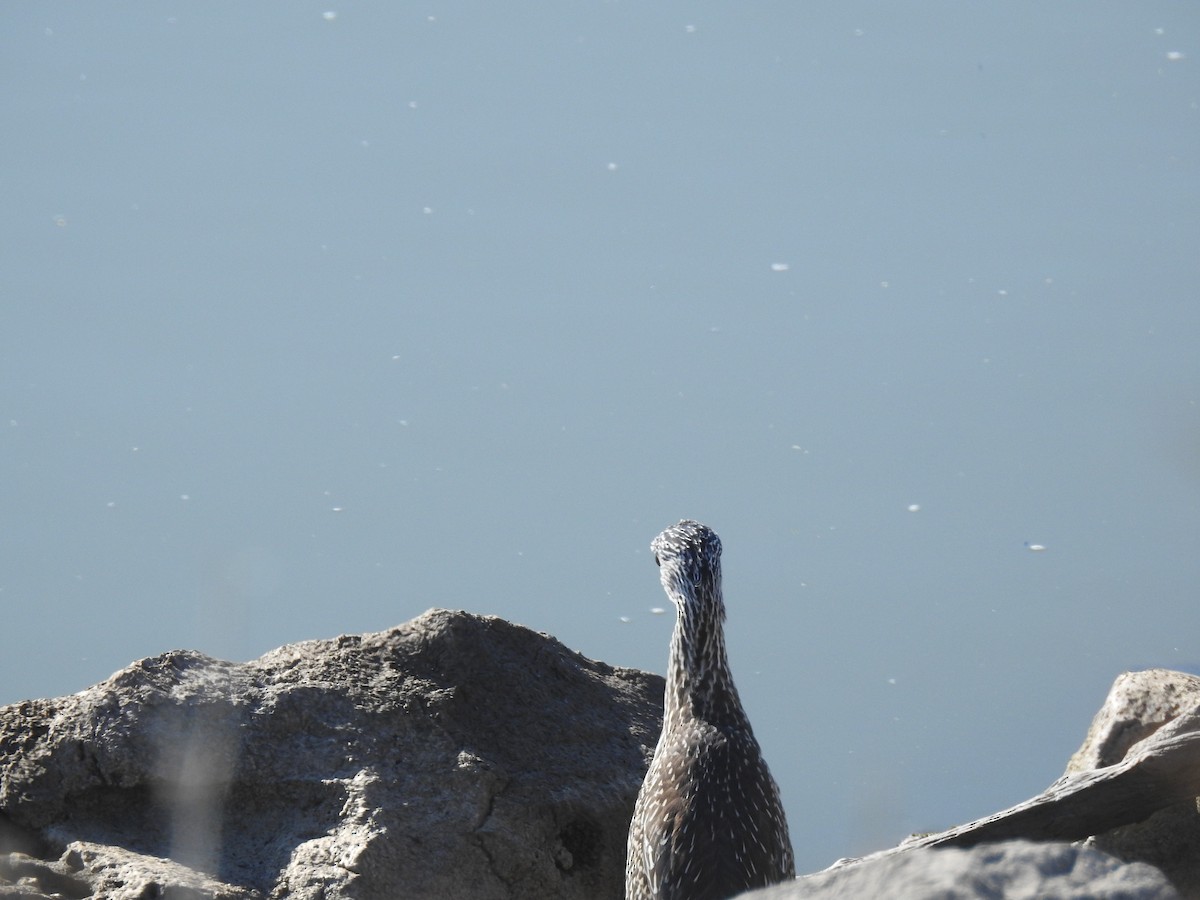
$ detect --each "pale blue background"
[3,2,1198,874]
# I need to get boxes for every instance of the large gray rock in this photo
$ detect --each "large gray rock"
[0,608,664,900]
[808,668,1200,900]
[741,840,1179,899]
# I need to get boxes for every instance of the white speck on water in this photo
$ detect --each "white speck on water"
[650,607,666,615]
[685,24,696,33]
[619,616,631,624]
[770,262,790,272]
[880,280,889,288]
[180,494,190,501]
[606,162,618,171]
[907,504,921,512]
[422,206,433,214]
[1166,51,1185,61]
[1025,542,1047,552]
[997,289,1009,296]
[322,11,337,21]
[887,677,897,685]
[331,507,344,513]
[53,214,67,227]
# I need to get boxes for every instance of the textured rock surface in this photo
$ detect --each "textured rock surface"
[741,840,1180,899]
[1073,670,1200,899]
[0,608,664,899]
[1068,670,1200,774]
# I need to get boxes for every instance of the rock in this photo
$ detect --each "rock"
[739,840,1180,899]
[0,608,665,900]
[1068,670,1200,773]
[831,669,1200,899]
[0,849,91,899]
[7,616,1199,900]
[874,673,1200,847]
[1071,670,1200,899]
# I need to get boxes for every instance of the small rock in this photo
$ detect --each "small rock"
[1068,670,1200,773]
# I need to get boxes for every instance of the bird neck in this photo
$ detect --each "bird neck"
[664,588,750,730]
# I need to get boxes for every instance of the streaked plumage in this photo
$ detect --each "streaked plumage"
[626,520,794,900]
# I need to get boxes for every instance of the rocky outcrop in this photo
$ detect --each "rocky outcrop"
[1075,670,1200,899]
[771,667,1200,900]
[745,840,1179,899]
[1067,670,1200,774]
[3,609,1199,900]
[0,609,664,899]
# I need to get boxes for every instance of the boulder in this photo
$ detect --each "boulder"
[0,608,664,899]
[733,671,1200,899]
[801,668,1200,899]
[1073,670,1200,899]
[742,840,1179,899]
[1067,670,1200,773]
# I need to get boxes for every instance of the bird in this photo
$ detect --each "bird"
[626,519,795,900]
